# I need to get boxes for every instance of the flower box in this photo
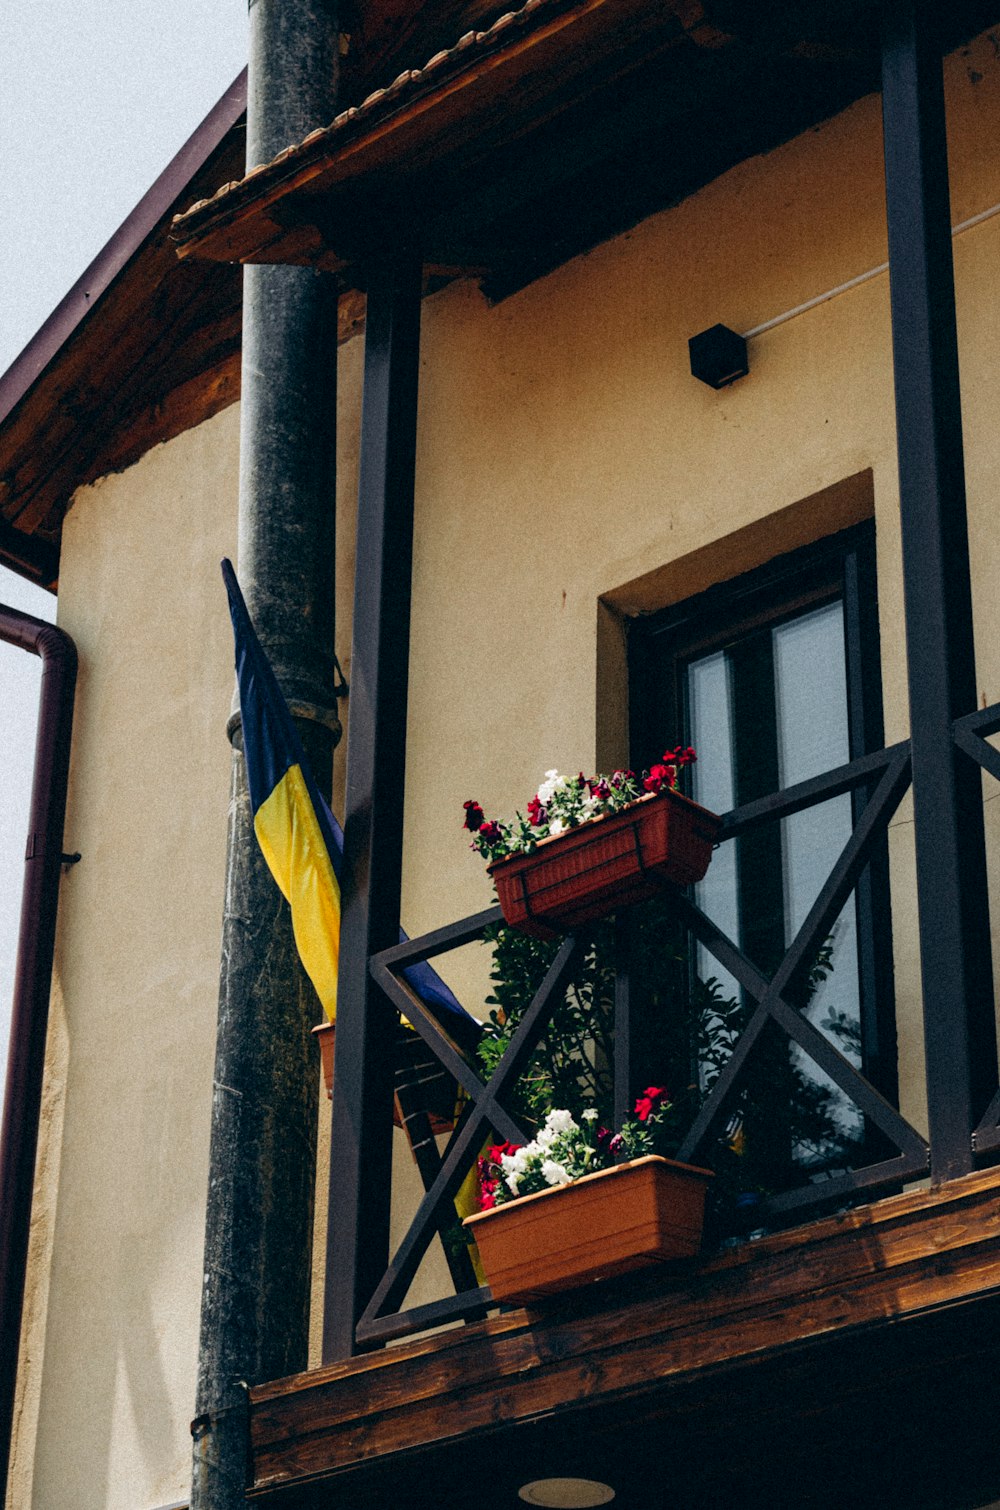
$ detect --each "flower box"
[462,1154,712,1304]
[487,787,721,939]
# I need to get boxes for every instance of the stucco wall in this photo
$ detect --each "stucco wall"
[12,24,1000,1508]
[9,406,240,1510]
[398,31,1000,1140]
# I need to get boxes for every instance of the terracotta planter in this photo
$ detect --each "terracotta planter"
[312,1021,460,1134]
[487,788,721,939]
[462,1154,712,1304]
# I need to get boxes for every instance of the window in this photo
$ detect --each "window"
[629,523,896,1177]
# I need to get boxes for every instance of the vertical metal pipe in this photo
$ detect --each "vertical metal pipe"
[0,607,76,1499]
[191,2,341,1504]
[882,0,997,1181]
[613,912,635,1134]
[323,247,424,1361]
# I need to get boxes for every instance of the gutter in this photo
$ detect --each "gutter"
[0,606,77,1497]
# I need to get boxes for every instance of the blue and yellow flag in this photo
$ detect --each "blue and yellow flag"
[223,559,343,1018]
[222,560,476,1037]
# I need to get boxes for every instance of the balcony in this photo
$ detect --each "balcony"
[237,682,1000,1505]
[176,2,1000,1503]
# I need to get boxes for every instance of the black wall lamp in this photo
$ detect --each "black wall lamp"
[688,322,749,388]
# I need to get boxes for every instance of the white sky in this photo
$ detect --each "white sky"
[0,1,247,1090]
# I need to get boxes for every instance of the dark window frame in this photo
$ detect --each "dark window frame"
[627,520,898,1110]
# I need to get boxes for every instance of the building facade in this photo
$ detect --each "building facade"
[4,2,1000,1505]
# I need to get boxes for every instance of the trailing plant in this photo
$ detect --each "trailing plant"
[476,894,859,1227]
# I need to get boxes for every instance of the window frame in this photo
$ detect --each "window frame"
[627,520,898,1109]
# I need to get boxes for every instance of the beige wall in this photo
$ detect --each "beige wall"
[14,25,1000,1507]
[10,406,240,1510]
[399,33,1000,1130]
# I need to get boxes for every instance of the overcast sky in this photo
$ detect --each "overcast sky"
[0,1,247,1089]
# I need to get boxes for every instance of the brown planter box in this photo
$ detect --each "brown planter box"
[312,1021,461,1134]
[463,1154,713,1304]
[488,788,721,939]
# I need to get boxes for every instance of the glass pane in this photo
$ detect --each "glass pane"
[688,650,740,1004]
[773,602,863,1154]
[773,601,849,783]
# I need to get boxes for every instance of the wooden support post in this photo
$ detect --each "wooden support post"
[882,0,998,1180]
[324,247,424,1361]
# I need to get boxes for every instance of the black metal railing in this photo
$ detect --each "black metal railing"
[320,3,1000,1361]
[339,702,1000,1346]
[954,700,1000,1155]
[351,740,918,1343]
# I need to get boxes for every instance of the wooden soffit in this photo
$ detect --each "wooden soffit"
[172,0,1000,302]
[171,0,893,293]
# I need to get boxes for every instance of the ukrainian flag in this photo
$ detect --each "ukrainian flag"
[223,560,343,1017]
[222,560,477,1036]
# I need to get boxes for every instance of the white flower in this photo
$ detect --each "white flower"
[581,1108,598,1121]
[549,818,566,837]
[537,769,566,805]
[534,1126,556,1149]
[541,1160,572,1187]
[545,1108,576,1134]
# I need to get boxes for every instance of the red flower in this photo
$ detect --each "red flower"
[666,745,697,768]
[527,796,547,826]
[589,777,611,799]
[635,1086,669,1121]
[463,800,485,832]
[479,820,502,843]
[643,763,676,794]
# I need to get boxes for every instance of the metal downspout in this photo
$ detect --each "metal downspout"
[190,3,341,1504]
[0,605,77,1499]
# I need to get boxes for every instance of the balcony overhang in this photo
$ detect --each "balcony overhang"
[171,2,1000,301]
[171,0,894,299]
[248,1167,1000,1508]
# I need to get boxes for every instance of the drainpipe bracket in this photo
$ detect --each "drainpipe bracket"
[227,697,342,751]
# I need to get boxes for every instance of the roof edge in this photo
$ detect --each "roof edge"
[0,69,247,433]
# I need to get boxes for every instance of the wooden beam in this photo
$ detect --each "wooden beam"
[5,267,241,532]
[97,348,242,478]
[323,246,424,1361]
[882,0,997,1178]
[250,1166,1000,1498]
[0,516,59,588]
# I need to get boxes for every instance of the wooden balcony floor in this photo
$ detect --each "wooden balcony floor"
[248,1166,1000,1509]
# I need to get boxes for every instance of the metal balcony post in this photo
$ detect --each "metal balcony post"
[882,0,997,1180]
[323,246,424,1360]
